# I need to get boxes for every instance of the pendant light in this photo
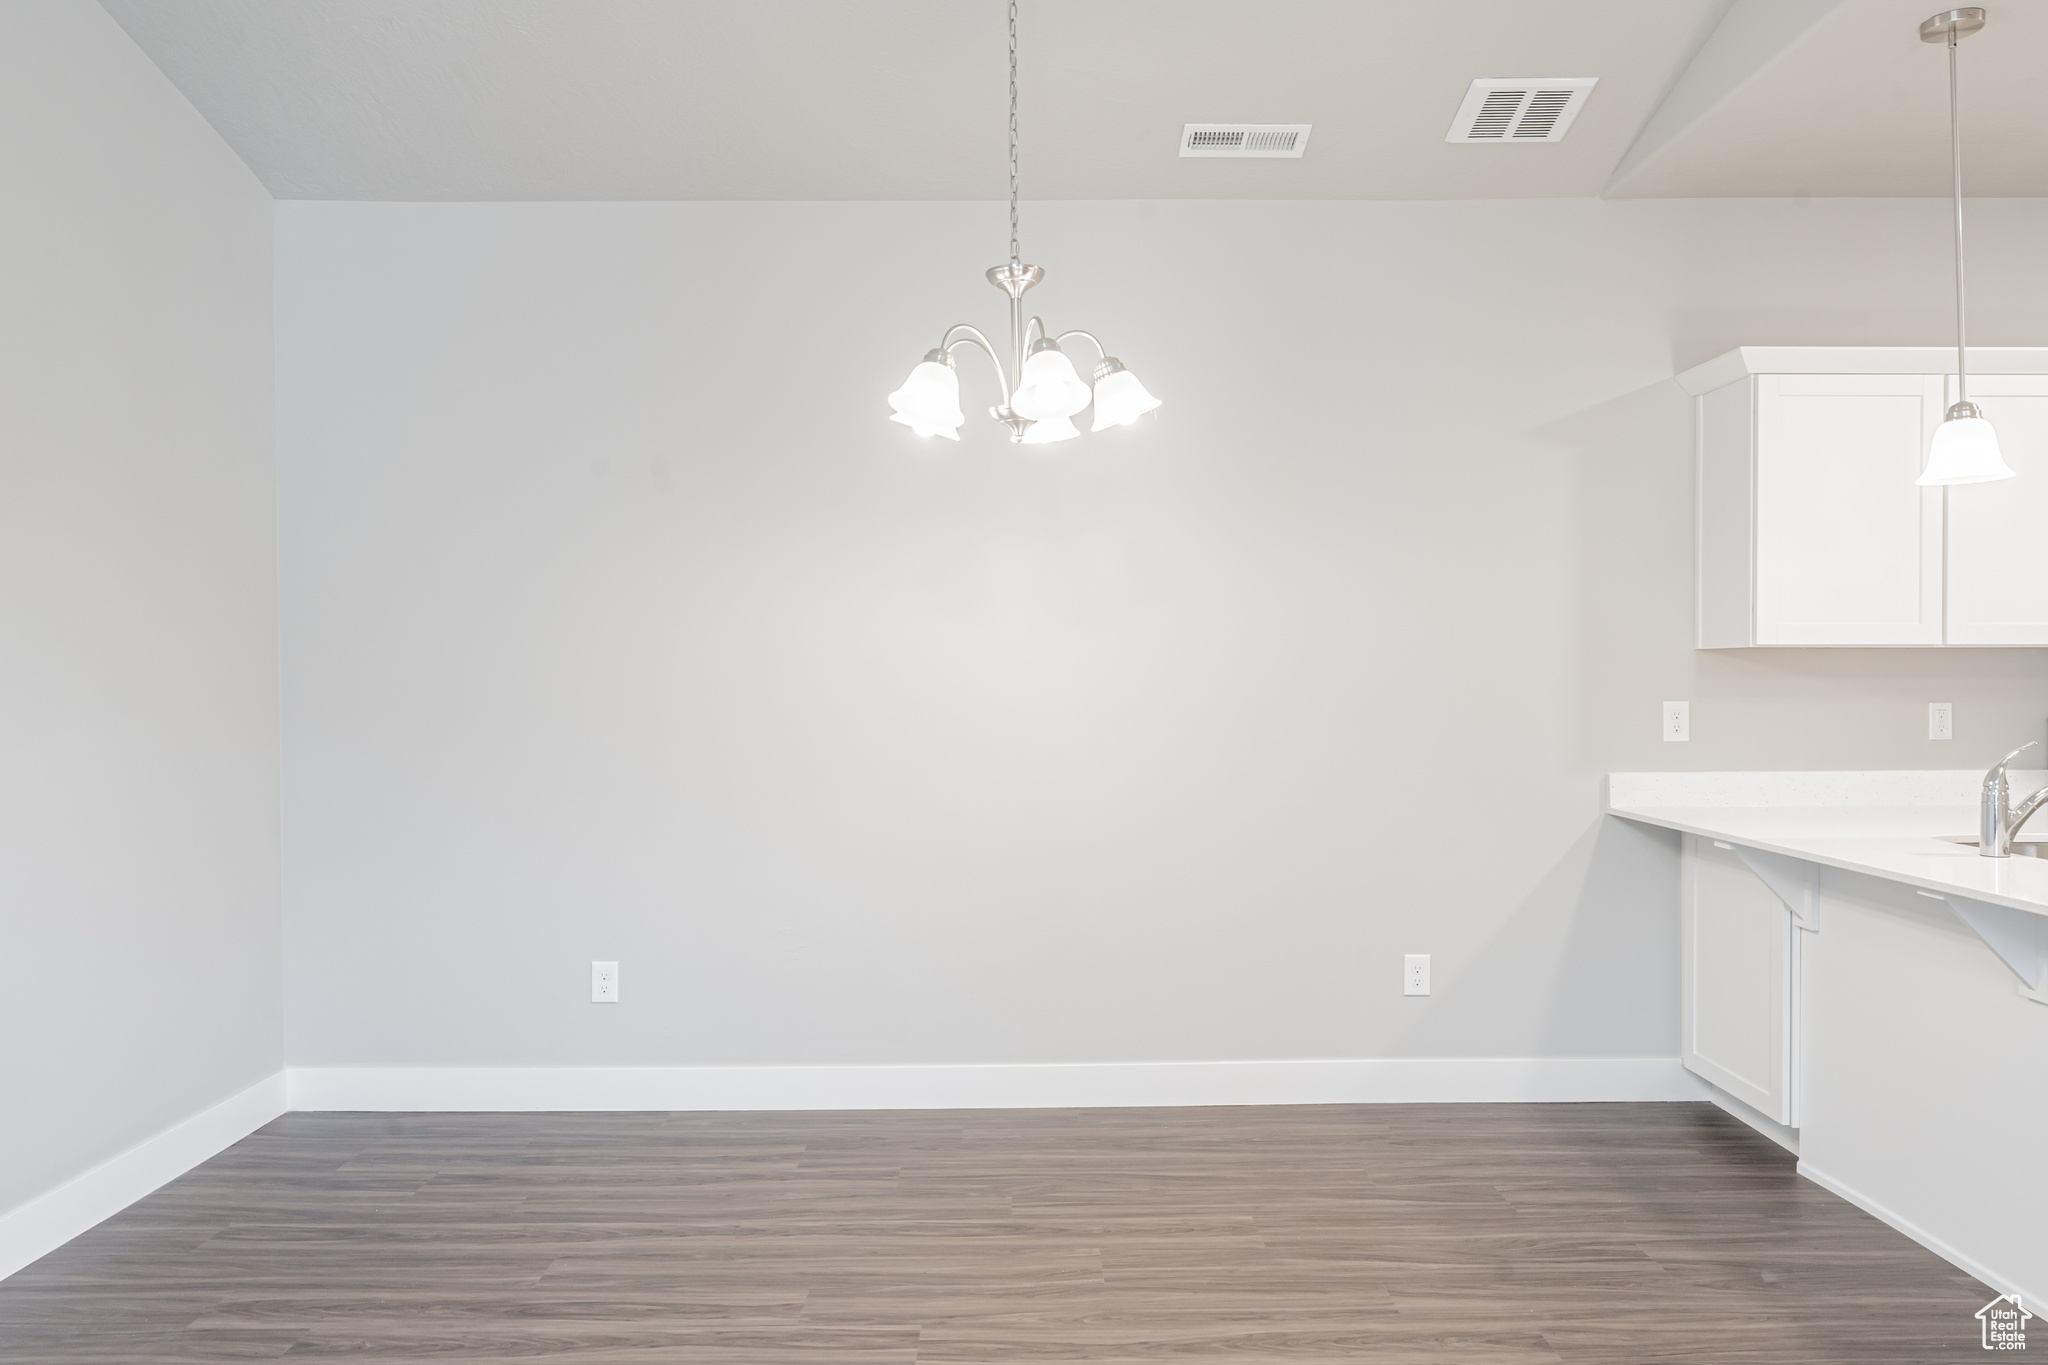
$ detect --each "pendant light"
[1916,7,2014,486]
[885,0,1160,445]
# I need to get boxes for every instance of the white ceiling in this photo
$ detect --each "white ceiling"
[95,0,2048,202]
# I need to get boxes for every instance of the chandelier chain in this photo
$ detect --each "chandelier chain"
[1008,0,1019,266]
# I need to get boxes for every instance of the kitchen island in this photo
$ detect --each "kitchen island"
[1608,770,2046,1310]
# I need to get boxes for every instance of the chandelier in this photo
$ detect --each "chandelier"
[886,1,1160,446]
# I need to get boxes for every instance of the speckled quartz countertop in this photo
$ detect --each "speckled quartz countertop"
[1605,770,2048,919]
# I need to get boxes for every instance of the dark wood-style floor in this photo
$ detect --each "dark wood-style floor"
[0,1103,1992,1362]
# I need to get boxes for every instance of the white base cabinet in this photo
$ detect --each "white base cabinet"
[1680,835,1799,1126]
[1681,346,2048,648]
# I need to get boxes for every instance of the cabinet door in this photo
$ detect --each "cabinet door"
[1754,375,1944,646]
[1945,375,2048,645]
[1681,837,1793,1122]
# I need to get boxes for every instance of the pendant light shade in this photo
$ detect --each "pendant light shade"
[1018,414,1081,445]
[1916,7,2013,487]
[1918,412,2011,485]
[1010,343,1091,420]
[890,411,962,441]
[887,353,965,438]
[1090,359,1162,431]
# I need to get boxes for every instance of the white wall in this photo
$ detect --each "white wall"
[0,0,279,1219]
[276,197,2048,1071]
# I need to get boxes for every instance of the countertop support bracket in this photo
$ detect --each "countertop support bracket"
[1921,890,2048,1005]
[1734,846,1820,932]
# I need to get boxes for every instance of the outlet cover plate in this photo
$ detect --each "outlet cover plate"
[1663,700,1689,742]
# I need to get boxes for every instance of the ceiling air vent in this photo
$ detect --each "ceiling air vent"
[1179,124,1312,158]
[1445,79,1597,143]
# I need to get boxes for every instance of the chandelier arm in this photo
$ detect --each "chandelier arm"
[1052,329,1107,363]
[942,325,1012,404]
[1019,314,1044,378]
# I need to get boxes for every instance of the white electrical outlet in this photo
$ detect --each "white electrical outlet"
[591,960,619,1003]
[1929,702,1954,741]
[1663,700,1689,742]
[1404,954,1430,996]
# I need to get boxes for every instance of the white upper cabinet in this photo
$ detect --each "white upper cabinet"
[1752,374,1944,646]
[1945,375,2048,645]
[1681,347,2048,648]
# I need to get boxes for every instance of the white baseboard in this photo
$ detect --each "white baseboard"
[0,1070,286,1283]
[1797,1160,2042,1309]
[1708,1083,1800,1155]
[287,1057,1708,1112]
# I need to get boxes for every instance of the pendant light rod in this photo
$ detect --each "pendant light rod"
[1921,7,1986,413]
[1949,20,1968,407]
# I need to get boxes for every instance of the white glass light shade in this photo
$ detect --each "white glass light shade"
[890,411,961,440]
[1018,414,1080,445]
[1089,367,1162,431]
[1010,348,1091,420]
[1918,416,2014,485]
[887,360,965,435]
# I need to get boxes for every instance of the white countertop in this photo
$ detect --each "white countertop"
[1605,770,2048,919]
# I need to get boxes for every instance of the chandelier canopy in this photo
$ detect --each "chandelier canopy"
[886,1,1160,446]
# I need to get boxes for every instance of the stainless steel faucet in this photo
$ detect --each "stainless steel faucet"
[1980,741,2048,856]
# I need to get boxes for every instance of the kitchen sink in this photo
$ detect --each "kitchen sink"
[1939,837,2048,857]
